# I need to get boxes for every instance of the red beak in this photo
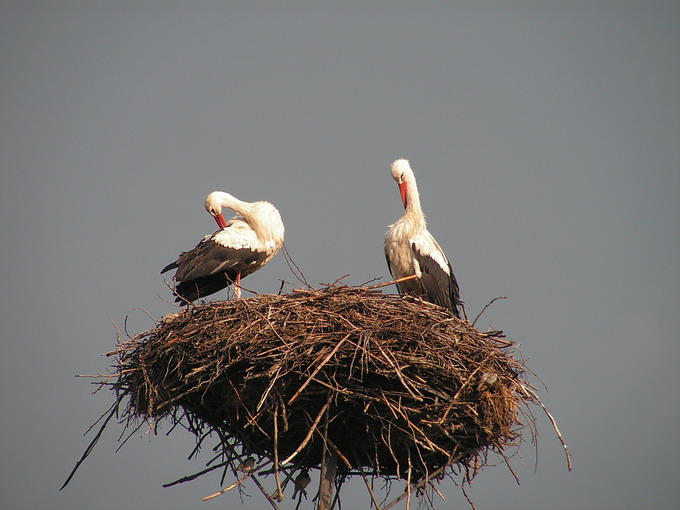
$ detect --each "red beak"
[398,182,408,209]
[214,213,228,229]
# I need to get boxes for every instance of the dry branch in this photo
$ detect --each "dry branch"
[67,282,559,506]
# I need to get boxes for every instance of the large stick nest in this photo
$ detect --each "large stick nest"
[109,284,536,484]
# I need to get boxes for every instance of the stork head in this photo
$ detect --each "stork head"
[391,158,413,209]
[204,191,232,229]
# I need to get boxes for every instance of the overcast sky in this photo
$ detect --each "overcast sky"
[1,2,679,509]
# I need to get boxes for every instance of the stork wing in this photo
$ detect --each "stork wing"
[411,232,461,317]
[161,225,270,303]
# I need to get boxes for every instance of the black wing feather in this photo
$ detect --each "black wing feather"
[411,244,461,318]
[161,234,269,304]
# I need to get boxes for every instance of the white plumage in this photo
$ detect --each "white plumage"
[384,159,462,317]
[162,191,284,303]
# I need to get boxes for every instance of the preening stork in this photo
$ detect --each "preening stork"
[161,191,284,303]
[384,159,462,318]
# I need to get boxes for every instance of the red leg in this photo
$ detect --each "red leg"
[235,272,242,298]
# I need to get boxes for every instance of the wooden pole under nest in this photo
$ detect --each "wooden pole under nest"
[318,397,338,510]
[318,447,338,510]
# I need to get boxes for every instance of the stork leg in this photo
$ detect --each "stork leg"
[234,271,242,298]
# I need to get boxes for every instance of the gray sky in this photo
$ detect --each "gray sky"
[1,2,679,509]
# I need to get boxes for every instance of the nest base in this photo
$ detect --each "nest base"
[116,285,530,481]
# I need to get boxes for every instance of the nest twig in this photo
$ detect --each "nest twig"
[64,281,570,507]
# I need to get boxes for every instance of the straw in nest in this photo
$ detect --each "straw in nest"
[64,283,570,507]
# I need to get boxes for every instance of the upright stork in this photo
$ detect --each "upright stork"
[384,159,462,317]
[162,191,284,303]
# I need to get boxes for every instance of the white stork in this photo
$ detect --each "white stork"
[161,191,284,303]
[384,159,462,317]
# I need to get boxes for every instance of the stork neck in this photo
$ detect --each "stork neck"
[207,191,283,244]
[403,205,426,231]
[219,193,248,214]
[404,178,425,220]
